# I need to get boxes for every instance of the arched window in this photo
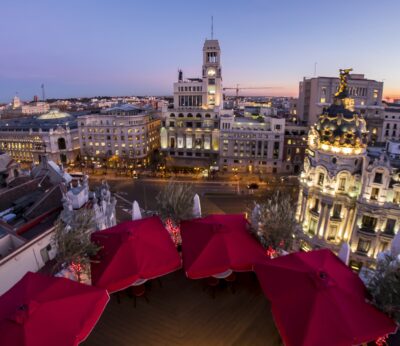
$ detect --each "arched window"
[178,113,184,118]
[196,113,202,118]
[187,113,193,118]
[170,113,175,117]
[58,138,66,150]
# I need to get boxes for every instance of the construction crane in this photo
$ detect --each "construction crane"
[222,84,276,106]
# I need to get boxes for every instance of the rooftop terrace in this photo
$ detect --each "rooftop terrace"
[83,271,281,346]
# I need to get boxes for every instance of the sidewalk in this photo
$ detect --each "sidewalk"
[71,168,297,185]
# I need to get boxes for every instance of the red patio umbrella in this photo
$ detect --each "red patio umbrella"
[181,214,265,279]
[0,271,109,346]
[91,216,182,293]
[254,249,397,346]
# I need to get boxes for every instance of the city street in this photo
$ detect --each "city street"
[89,176,299,222]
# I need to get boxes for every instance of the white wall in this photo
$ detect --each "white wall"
[0,228,56,295]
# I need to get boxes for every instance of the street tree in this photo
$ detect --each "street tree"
[367,253,400,324]
[249,190,297,252]
[52,207,101,282]
[156,181,195,245]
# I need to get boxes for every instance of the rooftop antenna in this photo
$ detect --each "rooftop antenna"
[313,62,317,77]
[211,16,214,39]
[41,83,46,101]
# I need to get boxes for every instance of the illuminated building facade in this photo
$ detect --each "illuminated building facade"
[282,123,308,174]
[380,101,400,142]
[296,69,400,269]
[0,110,79,164]
[297,73,383,127]
[219,113,285,173]
[160,39,222,168]
[78,104,160,167]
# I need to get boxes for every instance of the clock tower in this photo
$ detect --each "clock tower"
[202,39,223,110]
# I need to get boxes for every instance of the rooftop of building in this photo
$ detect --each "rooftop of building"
[83,270,280,346]
[304,73,382,84]
[37,110,71,120]
[0,109,78,132]
[0,155,91,259]
[100,104,147,115]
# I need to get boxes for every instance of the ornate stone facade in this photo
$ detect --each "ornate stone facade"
[296,69,400,269]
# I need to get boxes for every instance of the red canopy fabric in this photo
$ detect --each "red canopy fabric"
[254,249,397,346]
[91,216,182,293]
[181,214,265,279]
[0,271,109,346]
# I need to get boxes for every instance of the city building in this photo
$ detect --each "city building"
[380,101,400,142]
[1,95,50,119]
[0,152,20,186]
[296,69,400,269]
[78,104,160,168]
[160,38,223,168]
[282,122,308,174]
[297,71,383,126]
[0,109,80,164]
[219,112,285,174]
[0,154,116,294]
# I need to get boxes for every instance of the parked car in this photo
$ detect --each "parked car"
[247,183,259,190]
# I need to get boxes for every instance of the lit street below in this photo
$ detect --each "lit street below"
[89,177,299,222]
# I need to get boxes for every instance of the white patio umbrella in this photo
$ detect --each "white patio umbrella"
[251,204,260,230]
[132,200,142,220]
[193,194,202,218]
[338,242,350,265]
[391,230,400,257]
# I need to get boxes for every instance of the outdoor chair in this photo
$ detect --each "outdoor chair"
[130,284,149,307]
[204,277,220,299]
[224,272,236,294]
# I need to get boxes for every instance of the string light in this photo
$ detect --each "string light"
[265,246,278,259]
[165,218,181,246]
[375,335,388,346]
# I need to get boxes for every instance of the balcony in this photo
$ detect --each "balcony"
[357,226,376,237]
[380,230,395,239]
[330,215,342,222]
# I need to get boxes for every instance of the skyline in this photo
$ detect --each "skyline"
[1,0,400,102]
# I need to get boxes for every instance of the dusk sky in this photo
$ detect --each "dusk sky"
[1,0,400,102]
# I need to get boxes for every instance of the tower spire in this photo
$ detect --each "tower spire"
[211,16,214,39]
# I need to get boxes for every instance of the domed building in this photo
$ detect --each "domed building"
[296,69,400,269]
[0,109,80,165]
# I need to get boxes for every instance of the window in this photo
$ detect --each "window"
[309,218,317,235]
[332,204,342,219]
[357,239,371,253]
[338,177,346,191]
[374,172,383,184]
[273,142,280,159]
[327,225,338,241]
[318,173,324,186]
[361,215,377,231]
[320,87,327,103]
[393,191,400,204]
[312,198,319,213]
[371,187,379,200]
[385,219,396,235]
